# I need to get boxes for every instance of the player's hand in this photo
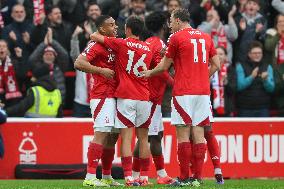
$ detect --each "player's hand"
[99,68,115,79]
[141,70,152,78]
[261,71,268,80]
[251,67,259,78]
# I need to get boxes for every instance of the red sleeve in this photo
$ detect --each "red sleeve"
[104,37,125,52]
[81,41,98,63]
[209,37,217,58]
[158,72,174,87]
[165,34,177,59]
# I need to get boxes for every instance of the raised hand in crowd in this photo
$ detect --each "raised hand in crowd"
[14,47,22,58]
[22,32,30,44]
[228,5,237,18]
[44,28,53,45]
[239,18,246,31]
[251,67,259,78]
[256,22,264,33]
[261,71,268,80]
[84,21,93,36]
[9,31,17,42]
[72,26,84,38]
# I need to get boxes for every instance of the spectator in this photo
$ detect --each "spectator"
[1,4,34,60]
[0,39,23,108]
[272,0,284,14]
[29,28,67,103]
[0,106,7,159]
[211,46,236,117]
[264,14,284,116]
[146,0,165,12]
[4,63,62,117]
[198,6,238,62]
[167,0,181,14]
[236,41,275,117]
[116,0,146,37]
[22,0,53,25]
[70,27,91,117]
[234,0,267,62]
[96,0,120,19]
[30,5,73,53]
[0,0,17,30]
[78,2,102,46]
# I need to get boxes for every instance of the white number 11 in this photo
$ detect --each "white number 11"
[190,39,206,63]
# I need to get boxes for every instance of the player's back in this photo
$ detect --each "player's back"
[115,38,153,101]
[82,41,117,99]
[166,28,216,96]
[146,36,170,104]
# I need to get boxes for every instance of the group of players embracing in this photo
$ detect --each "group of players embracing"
[74,8,223,187]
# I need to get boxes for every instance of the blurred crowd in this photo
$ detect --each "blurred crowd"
[0,0,284,117]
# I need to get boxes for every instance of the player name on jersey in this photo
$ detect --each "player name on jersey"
[126,41,151,51]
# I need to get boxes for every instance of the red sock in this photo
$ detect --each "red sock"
[189,140,196,176]
[193,143,206,179]
[87,142,103,174]
[121,156,132,177]
[101,148,115,175]
[140,158,150,177]
[205,131,221,169]
[178,142,191,180]
[132,157,140,172]
[153,155,165,171]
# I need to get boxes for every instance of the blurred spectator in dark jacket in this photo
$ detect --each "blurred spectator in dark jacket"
[4,63,62,117]
[96,0,120,19]
[0,39,24,108]
[236,41,275,117]
[1,4,34,60]
[0,105,7,159]
[30,5,73,53]
[234,0,267,62]
[264,13,284,116]
[211,46,236,117]
[29,28,67,103]
[0,0,17,31]
[117,0,146,37]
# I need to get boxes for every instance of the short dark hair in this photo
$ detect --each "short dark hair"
[145,11,167,34]
[46,5,60,16]
[87,2,100,11]
[167,0,181,6]
[126,16,144,36]
[95,15,111,28]
[248,41,263,52]
[216,46,227,55]
[172,8,190,23]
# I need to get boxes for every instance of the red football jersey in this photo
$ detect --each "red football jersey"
[104,37,152,101]
[81,41,117,99]
[165,28,217,96]
[146,36,172,104]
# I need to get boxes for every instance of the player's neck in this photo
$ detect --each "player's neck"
[179,23,191,31]
[127,34,139,40]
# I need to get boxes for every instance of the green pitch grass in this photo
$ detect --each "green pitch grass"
[0,179,284,189]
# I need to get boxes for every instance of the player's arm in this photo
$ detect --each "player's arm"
[74,54,114,79]
[143,56,173,78]
[209,55,221,77]
[90,32,105,44]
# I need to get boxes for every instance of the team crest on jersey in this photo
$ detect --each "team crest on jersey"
[188,30,201,35]
[107,54,115,62]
